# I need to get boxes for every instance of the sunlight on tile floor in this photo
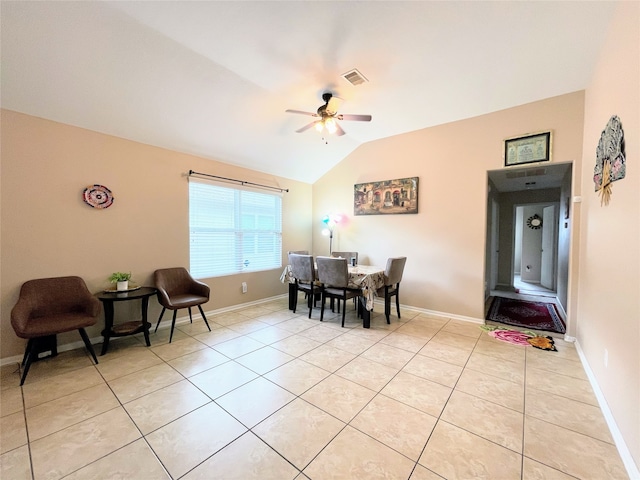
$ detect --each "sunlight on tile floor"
[0,297,629,479]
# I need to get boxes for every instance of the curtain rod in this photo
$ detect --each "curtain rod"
[188,170,289,193]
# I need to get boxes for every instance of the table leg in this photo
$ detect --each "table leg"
[359,297,371,328]
[100,300,114,355]
[141,297,151,347]
[288,283,296,310]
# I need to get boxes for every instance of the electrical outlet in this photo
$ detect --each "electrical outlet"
[604,348,608,368]
[242,282,247,294]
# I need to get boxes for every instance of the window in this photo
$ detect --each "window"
[189,180,282,278]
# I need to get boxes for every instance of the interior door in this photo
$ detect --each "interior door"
[540,205,556,289]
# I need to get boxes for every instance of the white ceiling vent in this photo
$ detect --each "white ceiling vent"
[505,167,547,179]
[526,168,547,177]
[341,69,368,86]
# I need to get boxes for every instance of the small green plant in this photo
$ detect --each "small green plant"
[108,272,132,283]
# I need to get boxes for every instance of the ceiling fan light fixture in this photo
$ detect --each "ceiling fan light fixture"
[286,92,372,136]
[324,118,337,134]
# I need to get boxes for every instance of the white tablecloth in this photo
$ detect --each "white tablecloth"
[281,264,385,310]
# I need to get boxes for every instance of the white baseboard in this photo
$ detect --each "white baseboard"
[574,339,640,479]
[373,299,484,325]
[0,294,290,368]
[1,294,483,367]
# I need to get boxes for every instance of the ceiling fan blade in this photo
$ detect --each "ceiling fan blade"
[286,109,318,117]
[334,122,346,136]
[337,114,372,122]
[325,96,343,116]
[295,121,319,133]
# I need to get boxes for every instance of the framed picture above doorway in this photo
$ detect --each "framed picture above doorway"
[504,131,552,167]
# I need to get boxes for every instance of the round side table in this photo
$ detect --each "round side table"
[96,286,157,355]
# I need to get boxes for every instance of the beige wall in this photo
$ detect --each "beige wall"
[577,1,640,467]
[312,92,585,321]
[0,110,312,359]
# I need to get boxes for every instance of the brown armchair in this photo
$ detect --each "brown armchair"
[153,267,211,343]
[11,276,100,385]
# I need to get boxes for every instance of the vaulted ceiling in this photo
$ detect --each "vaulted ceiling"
[1,1,615,183]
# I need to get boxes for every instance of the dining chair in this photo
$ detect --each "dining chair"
[154,267,211,343]
[316,256,361,327]
[330,251,359,310]
[331,251,358,265]
[288,253,321,318]
[377,256,407,324]
[10,276,100,385]
[287,251,310,303]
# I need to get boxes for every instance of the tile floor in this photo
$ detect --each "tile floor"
[0,297,629,479]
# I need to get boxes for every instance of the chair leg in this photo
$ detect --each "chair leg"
[320,292,326,322]
[307,291,313,319]
[396,290,401,319]
[21,340,31,367]
[197,305,212,332]
[341,298,347,327]
[19,339,37,386]
[155,307,166,332]
[169,310,178,343]
[188,307,194,324]
[78,328,98,365]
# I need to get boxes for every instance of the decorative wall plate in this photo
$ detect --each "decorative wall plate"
[527,214,543,229]
[83,184,114,209]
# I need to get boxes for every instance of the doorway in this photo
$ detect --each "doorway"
[513,203,558,298]
[485,162,573,333]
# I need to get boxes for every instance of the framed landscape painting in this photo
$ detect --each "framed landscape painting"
[354,177,418,215]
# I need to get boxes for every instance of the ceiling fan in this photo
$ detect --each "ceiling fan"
[285,93,372,136]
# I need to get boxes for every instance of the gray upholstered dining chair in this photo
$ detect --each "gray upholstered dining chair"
[154,267,211,343]
[376,256,407,324]
[331,251,358,265]
[288,253,321,318]
[288,250,309,255]
[331,251,359,309]
[11,276,100,385]
[316,256,361,327]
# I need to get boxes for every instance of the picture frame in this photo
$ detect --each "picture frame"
[354,177,418,215]
[504,131,551,167]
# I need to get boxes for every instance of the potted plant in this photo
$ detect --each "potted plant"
[109,272,132,291]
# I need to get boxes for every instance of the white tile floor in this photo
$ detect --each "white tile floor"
[0,297,629,479]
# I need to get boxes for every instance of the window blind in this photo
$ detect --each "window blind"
[189,180,282,278]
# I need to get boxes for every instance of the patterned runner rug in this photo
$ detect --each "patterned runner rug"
[486,296,566,334]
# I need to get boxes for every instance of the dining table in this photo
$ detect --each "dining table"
[280,263,385,328]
